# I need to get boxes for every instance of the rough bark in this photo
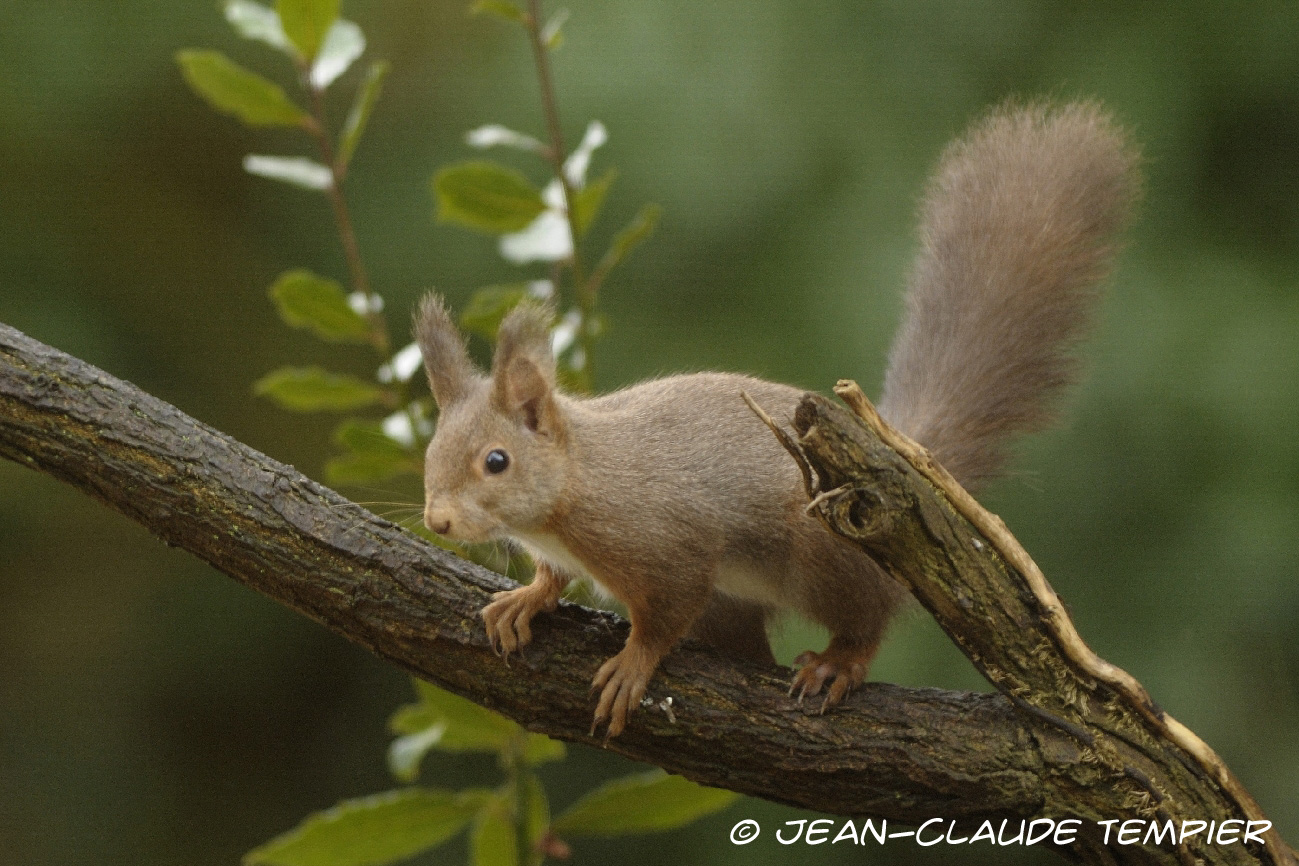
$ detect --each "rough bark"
[754,382,1295,866]
[0,322,1291,865]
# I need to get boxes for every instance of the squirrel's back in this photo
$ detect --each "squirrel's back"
[567,372,805,514]
[879,101,1139,488]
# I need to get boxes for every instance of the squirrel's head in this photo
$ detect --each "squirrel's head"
[414,293,570,543]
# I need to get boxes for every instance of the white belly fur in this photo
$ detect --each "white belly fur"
[512,531,615,601]
[713,560,788,608]
[514,534,788,609]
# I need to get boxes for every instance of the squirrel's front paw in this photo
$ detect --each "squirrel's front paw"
[481,584,557,658]
[790,641,874,713]
[590,644,658,738]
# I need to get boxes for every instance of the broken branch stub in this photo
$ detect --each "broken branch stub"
[773,381,1293,866]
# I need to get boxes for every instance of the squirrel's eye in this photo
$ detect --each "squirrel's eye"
[484,449,510,475]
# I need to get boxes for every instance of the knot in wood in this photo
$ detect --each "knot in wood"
[813,484,893,541]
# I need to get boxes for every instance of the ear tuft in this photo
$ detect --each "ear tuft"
[414,292,478,407]
[491,300,561,433]
[494,301,556,372]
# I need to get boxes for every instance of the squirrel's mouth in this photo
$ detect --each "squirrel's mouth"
[423,507,504,545]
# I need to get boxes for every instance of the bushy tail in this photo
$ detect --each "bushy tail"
[878,100,1140,488]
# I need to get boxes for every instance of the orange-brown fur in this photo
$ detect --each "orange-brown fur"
[418,101,1139,737]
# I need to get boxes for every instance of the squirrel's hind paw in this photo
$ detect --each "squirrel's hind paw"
[790,643,874,713]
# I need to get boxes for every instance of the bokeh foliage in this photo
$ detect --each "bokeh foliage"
[1,2,1297,865]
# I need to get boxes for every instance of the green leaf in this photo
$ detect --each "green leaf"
[387,704,435,737]
[469,0,525,23]
[333,419,409,456]
[327,417,423,484]
[268,270,369,341]
[460,284,529,341]
[598,202,661,275]
[390,680,520,753]
[224,0,291,51]
[339,60,390,169]
[550,770,739,837]
[244,788,488,866]
[521,773,549,849]
[470,795,518,866]
[325,451,418,485]
[310,19,365,89]
[177,49,308,127]
[245,155,333,191]
[572,168,615,237]
[254,367,383,411]
[277,0,340,61]
[520,733,565,767]
[434,161,547,234]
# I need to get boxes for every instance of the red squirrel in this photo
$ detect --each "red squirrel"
[415,101,1139,737]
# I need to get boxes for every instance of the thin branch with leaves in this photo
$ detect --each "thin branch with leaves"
[175,1,704,863]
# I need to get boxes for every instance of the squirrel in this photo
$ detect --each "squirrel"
[415,100,1139,737]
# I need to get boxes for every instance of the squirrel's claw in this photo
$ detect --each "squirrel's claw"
[482,584,554,661]
[790,645,871,714]
[590,643,656,739]
[790,652,831,704]
[821,674,857,714]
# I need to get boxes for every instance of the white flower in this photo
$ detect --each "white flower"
[497,121,608,265]
[348,291,384,315]
[382,410,416,447]
[465,124,545,153]
[499,179,573,264]
[377,342,423,384]
[243,155,332,190]
[550,309,582,356]
[223,3,364,90]
[563,120,607,187]
[310,20,365,89]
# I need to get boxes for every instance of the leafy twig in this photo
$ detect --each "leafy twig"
[522,0,596,387]
[302,69,388,355]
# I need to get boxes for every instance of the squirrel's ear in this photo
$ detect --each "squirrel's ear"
[492,301,561,435]
[414,293,477,407]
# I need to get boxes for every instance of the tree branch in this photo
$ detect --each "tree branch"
[0,322,1291,866]
[0,323,1046,816]
[758,381,1295,866]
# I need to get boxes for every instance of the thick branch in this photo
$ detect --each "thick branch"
[761,382,1295,866]
[2,323,1292,866]
[0,323,1052,821]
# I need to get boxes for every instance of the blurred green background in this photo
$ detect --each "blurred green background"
[2,1,1297,864]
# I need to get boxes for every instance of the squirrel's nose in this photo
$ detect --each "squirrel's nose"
[424,506,453,536]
